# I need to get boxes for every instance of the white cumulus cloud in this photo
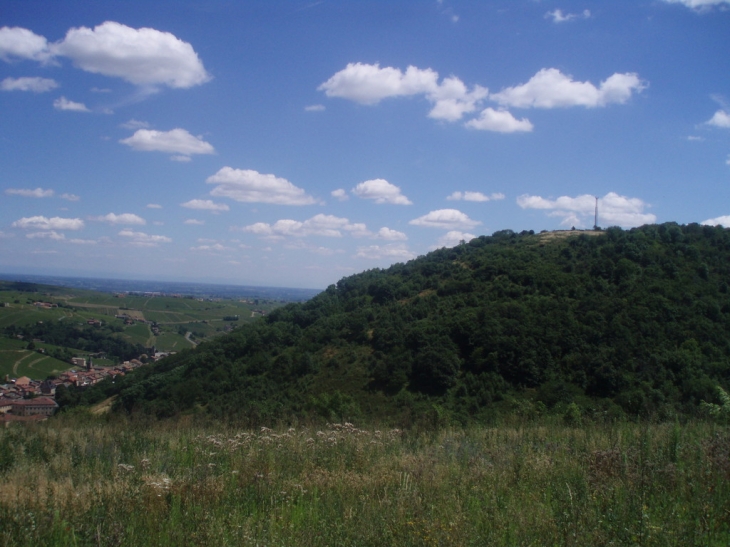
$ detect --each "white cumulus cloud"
[0,26,50,62]
[352,179,412,205]
[5,187,54,198]
[319,62,438,104]
[12,216,84,230]
[465,108,533,132]
[517,192,656,227]
[51,21,210,88]
[701,215,730,227]
[120,128,215,157]
[181,199,229,212]
[191,243,227,251]
[185,219,205,225]
[545,9,591,23]
[662,0,730,10]
[1,76,58,92]
[305,104,325,112]
[207,167,318,205]
[376,227,408,241]
[26,230,65,240]
[92,213,146,225]
[355,244,416,260]
[491,68,646,109]
[147,203,162,209]
[319,62,488,122]
[409,209,481,230]
[242,214,370,239]
[53,96,90,112]
[447,191,505,202]
[331,188,349,201]
[60,193,80,201]
[118,229,171,246]
[434,231,477,249]
[706,110,730,128]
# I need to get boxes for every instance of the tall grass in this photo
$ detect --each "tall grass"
[0,414,728,546]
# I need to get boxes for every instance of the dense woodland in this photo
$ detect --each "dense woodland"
[73,223,730,425]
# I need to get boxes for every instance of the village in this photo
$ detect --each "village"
[0,352,163,424]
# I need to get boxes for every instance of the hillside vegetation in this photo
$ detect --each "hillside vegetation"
[80,223,730,424]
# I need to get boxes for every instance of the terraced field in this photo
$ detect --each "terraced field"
[0,280,283,378]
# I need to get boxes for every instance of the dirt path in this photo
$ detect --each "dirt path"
[12,351,34,376]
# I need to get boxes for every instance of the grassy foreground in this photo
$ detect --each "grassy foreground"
[0,415,728,546]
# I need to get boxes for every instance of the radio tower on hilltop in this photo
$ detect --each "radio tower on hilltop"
[594,196,599,230]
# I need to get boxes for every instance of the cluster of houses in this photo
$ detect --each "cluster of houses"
[0,354,163,425]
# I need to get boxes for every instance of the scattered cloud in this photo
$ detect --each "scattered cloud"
[687,135,704,141]
[447,191,505,202]
[53,96,90,112]
[51,21,210,88]
[409,209,481,230]
[26,230,65,240]
[120,128,215,157]
[68,238,97,245]
[90,87,111,93]
[60,193,80,201]
[12,216,84,230]
[118,229,171,246]
[146,203,162,209]
[701,215,730,227]
[491,68,646,109]
[319,62,438,105]
[170,154,192,162]
[242,214,370,239]
[0,26,50,62]
[305,104,325,112]
[181,199,230,212]
[5,187,54,198]
[91,212,146,225]
[352,179,412,205]
[517,192,656,227]
[376,227,407,241]
[319,62,487,122]
[433,230,476,249]
[706,109,730,128]
[355,243,415,260]
[662,0,730,11]
[191,243,227,251]
[331,188,349,201]
[1,76,58,92]
[207,167,319,205]
[545,9,591,23]
[427,76,489,121]
[185,219,205,225]
[465,108,533,132]
[120,119,150,130]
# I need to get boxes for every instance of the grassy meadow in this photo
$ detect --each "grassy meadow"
[0,414,728,546]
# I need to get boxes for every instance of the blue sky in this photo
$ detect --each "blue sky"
[1,0,729,289]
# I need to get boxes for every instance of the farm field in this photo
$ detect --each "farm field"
[0,416,727,546]
[0,348,72,379]
[0,280,283,377]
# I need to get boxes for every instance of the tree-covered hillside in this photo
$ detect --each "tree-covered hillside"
[80,223,730,424]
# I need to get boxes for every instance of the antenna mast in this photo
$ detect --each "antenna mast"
[594,196,599,230]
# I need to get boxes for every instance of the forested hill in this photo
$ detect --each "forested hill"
[87,223,730,423]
